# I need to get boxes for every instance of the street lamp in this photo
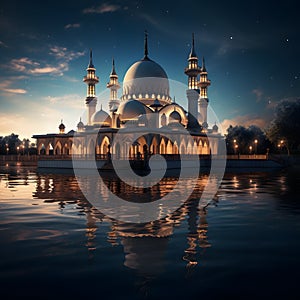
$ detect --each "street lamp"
[234,144,239,155]
[254,139,258,154]
[249,145,253,154]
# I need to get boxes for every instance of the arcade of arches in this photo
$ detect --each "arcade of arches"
[35,132,219,159]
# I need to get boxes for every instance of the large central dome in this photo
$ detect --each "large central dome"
[121,34,171,105]
[124,58,168,81]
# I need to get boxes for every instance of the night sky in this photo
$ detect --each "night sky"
[0,0,299,139]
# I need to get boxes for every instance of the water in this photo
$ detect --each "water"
[0,166,300,299]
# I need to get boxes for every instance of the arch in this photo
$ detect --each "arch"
[173,141,179,154]
[54,141,62,155]
[115,142,121,159]
[38,143,46,155]
[151,135,159,154]
[193,140,198,154]
[160,138,166,154]
[166,140,173,154]
[203,141,209,155]
[186,140,193,155]
[87,138,96,156]
[62,142,70,155]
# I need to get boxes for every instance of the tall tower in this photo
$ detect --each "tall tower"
[107,58,120,112]
[198,57,211,128]
[83,49,99,125]
[185,33,201,128]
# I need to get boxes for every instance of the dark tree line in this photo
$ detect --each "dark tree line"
[266,99,300,155]
[225,125,271,155]
[226,99,300,155]
[0,134,36,155]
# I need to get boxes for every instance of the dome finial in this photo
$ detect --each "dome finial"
[144,30,149,60]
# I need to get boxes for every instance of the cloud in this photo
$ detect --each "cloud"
[8,46,84,77]
[49,46,85,61]
[45,94,84,110]
[83,3,121,14]
[0,78,28,95]
[1,88,27,94]
[8,57,66,76]
[10,57,39,72]
[64,23,80,30]
[221,114,270,132]
[29,65,66,75]
[252,88,263,102]
[0,40,8,48]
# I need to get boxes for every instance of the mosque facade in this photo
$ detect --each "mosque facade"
[33,33,222,160]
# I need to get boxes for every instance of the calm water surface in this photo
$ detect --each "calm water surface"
[0,166,300,299]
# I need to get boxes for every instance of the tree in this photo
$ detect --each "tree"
[0,133,22,154]
[225,125,269,154]
[266,99,300,155]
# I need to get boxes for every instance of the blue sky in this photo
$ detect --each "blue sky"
[0,0,299,139]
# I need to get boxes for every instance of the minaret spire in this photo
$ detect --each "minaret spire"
[88,49,94,68]
[189,33,197,58]
[143,30,149,60]
[201,56,206,72]
[111,58,117,75]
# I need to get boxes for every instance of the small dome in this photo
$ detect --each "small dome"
[212,123,218,132]
[59,119,65,130]
[117,99,151,122]
[91,108,111,127]
[77,119,84,128]
[59,123,65,130]
[202,121,208,129]
[169,111,182,123]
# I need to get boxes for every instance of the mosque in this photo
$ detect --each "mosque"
[33,33,222,160]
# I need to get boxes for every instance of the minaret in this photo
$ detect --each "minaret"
[184,33,201,128]
[83,49,99,125]
[184,33,201,90]
[107,58,120,112]
[198,57,211,128]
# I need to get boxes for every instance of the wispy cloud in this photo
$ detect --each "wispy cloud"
[8,57,66,76]
[64,23,81,30]
[45,94,83,110]
[49,46,85,61]
[83,3,121,14]
[0,78,28,95]
[0,40,8,48]
[1,88,27,94]
[252,88,264,102]
[8,46,85,76]
[221,114,270,132]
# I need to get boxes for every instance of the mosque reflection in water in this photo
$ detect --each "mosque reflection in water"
[32,171,215,274]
